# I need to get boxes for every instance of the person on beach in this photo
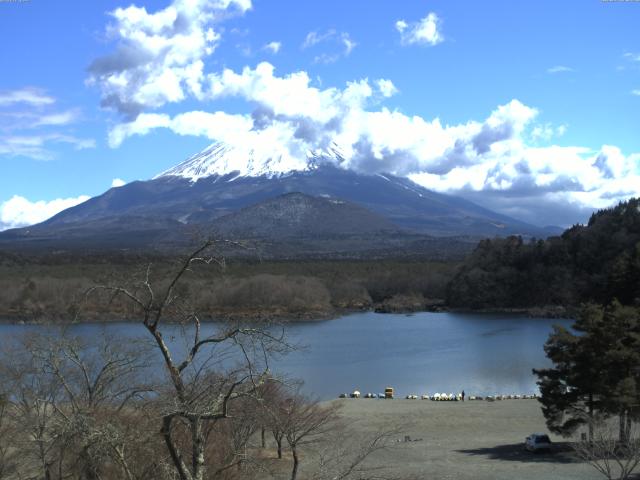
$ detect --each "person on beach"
[461,390,465,402]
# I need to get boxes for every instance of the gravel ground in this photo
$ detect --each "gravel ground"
[326,398,602,480]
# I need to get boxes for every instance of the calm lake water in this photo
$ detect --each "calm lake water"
[0,311,571,400]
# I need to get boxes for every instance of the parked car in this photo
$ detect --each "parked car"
[524,433,552,452]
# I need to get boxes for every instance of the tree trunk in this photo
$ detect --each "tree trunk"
[290,445,299,480]
[80,446,100,480]
[114,445,135,480]
[588,393,594,441]
[619,412,624,443]
[619,410,629,444]
[618,409,632,445]
[273,431,283,459]
[162,416,192,480]
[191,417,206,480]
[261,427,266,448]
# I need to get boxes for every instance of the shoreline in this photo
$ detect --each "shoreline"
[0,303,575,325]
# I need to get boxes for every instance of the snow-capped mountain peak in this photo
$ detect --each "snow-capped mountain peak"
[155,142,347,181]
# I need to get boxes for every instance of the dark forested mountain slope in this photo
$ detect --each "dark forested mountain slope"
[209,192,400,238]
[447,198,640,308]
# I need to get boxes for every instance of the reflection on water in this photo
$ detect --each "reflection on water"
[0,311,570,400]
[479,327,519,337]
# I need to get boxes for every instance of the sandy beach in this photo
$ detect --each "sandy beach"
[321,397,601,480]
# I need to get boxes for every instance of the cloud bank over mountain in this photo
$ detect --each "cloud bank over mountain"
[85,0,640,227]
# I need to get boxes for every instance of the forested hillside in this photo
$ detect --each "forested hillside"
[447,198,640,309]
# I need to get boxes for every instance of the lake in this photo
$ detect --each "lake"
[0,311,570,400]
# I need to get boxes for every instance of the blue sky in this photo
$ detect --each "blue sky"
[0,0,639,229]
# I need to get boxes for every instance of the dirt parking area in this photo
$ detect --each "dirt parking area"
[325,398,601,480]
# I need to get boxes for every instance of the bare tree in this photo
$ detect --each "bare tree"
[0,331,158,480]
[262,384,409,480]
[0,335,65,480]
[311,426,405,480]
[573,418,640,480]
[83,240,289,480]
[0,391,18,479]
[277,391,340,480]
[200,395,267,479]
[258,379,289,460]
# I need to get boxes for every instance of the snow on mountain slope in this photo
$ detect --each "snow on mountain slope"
[155,141,348,181]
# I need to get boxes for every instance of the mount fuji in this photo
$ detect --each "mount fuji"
[0,142,560,257]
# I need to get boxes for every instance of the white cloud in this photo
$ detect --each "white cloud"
[376,79,398,98]
[88,0,252,119]
[0,173,133,229]
[0,89,93,160]
[302,30,335,49]
[31,109,81,127]
[108,113,171,147]
[206,62,371,122]
[408,140,640,226]
[109,110,255,147]
[0,194,90,230]
[342,33,357,55]
[301,30,356,64]
[0,106,80,131]
[396,12,443,46]
[0,88,55,107]
[263,41,281,54]
[632,89,640,96]
[395,20,408,33]
[531,123,567,142]
[547,65,574,74]
[0,134,95,160]
[623,52,640,62]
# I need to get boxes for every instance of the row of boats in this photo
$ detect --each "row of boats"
[339,391,539,401]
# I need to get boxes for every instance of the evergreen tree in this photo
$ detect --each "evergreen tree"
[534,303,640,441]
[597,301,640,443]
[534,305,606,439]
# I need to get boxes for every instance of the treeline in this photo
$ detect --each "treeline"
[0,258,456,322]
[447,198,640,309]
[0,330,397,480]
[0,243,403,480]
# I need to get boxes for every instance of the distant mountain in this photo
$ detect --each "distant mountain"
[205,192,477,259]
[0,142,560,256]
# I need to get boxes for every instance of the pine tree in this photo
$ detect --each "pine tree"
[534,305,606,439]
[534,303,640,441]
[597,301,640,443]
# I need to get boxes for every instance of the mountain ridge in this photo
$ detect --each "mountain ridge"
[0,142,562,256]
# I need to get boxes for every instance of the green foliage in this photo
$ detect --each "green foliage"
[534,302,640,439]
[447,198,640,308]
